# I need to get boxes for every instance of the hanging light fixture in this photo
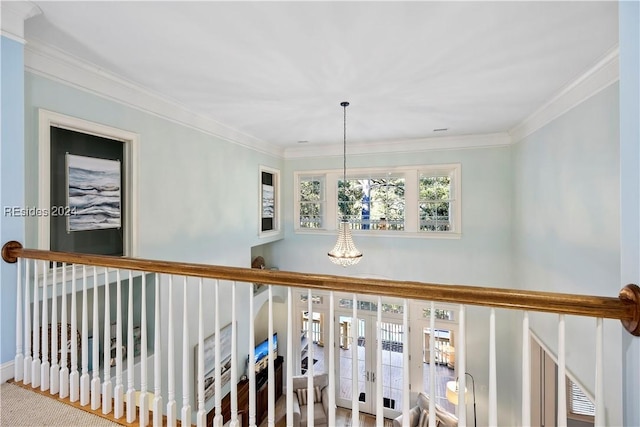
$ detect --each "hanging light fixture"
[328,101,363,267]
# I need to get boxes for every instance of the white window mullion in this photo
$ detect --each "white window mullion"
[404,169,418,232]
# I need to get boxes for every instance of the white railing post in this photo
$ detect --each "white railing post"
[285,287,292,427]
[153,273,163,427]
[231,282,239,427]
[50,262,60,395]
[80,265,90,405]
[595,318,605,426]
[70,265,79,401]
[306,289,313,427]
[167,275,177,426]
[102,268,112,415]
[402,299,410,422]
[41,261,50,392]
[114,269,124,418]
[250,284,257,427]
[428,302,436,427]
[522,312,531,427]
[31,258,41,389]
[139,272,150,427]
[23,259,32,385]
[488,308,497,427]
[181,277,192,427]
[91,266,101,410]
[14,258,24,382]
[127,271,137,423]
[213,279,222,427]
[458,305,466,426]
[375,296,383,427]
[59,263,68,398]
[557,315,567,427]
[328,291,336,426]
[351,293,359,427]
[196,278,206,427]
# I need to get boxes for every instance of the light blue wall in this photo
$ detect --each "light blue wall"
[512,83,621,425]
[619,2,640,426]
[1,36,26,366]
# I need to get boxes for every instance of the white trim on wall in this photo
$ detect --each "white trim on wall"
[37,109,139,257]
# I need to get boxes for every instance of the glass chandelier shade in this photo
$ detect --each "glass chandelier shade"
[328,101,362,267]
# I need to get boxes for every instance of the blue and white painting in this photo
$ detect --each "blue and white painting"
[66,154,121,232]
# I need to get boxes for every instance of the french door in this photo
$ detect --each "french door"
[335,308,405,418]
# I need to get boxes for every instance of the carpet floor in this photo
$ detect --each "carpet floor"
[0,382,120,427]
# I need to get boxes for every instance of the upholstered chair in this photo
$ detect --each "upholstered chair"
[291,373,329,427]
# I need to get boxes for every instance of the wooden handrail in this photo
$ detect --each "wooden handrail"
[3,241,639,336]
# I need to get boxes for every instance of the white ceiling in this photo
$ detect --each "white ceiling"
[23,1,618,150]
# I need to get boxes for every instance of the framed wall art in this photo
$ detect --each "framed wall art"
[194,322,234,403]
[259,166,280,236]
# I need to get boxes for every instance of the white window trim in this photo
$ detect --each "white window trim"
[37,109,139,256]
[259,165,281,238]
[294,164,461,239]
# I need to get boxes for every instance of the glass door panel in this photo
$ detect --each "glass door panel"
[380,320,404,412]
[337,315,372,413]
[300,310,325,374]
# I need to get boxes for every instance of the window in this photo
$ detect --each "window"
[567,378,595,422]
[295,164,461,236]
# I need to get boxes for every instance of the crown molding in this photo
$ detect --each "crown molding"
[509,46,619,143]
[0,1,41,43]
[24,40,284,158]
[284,132,512,159]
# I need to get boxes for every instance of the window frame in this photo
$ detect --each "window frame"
[294,164,461,238]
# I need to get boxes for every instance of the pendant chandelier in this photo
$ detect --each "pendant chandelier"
[328,101,363,267]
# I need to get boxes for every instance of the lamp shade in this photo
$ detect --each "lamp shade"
[446,380,468,405]
[328,220,363,267]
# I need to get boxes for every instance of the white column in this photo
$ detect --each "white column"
[181,277,192,427]
[557,315,567,427]
[70,265,79,401]
[91,267,101,410]
[595,318,605,426]
[139,273,150,427]
[488,308,497,427]
[196,278,206,427]
[166,275,177,426]
[327,291,336,426]
[50,262,60,395]
[351,294,359,427]
[80,265,90,405]
[14,258,24,382]
[23,259,32,386]
[306,289,314,427]
[457,305,466,426]
[126,271,137,423]
[102,268,113,415]
[114,269,124,418]
[59,263,68,398]
[31,258,41,389]
[213,279,222,427]
[521,312,531,427]
[153,273,163,427]
[40,260,50,392]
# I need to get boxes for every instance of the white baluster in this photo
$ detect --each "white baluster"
[458,305,467,426]
[488,308,497,427]
[213,279,222,427]
[59,263,68,398]
[327,291,335,426]
[375,296,383,427]
[351,294,358,427]
[196,278,206,427]
[522,312,531,427]
[595,318,604,426]
[140,273,149,427]
[167,275,177,427]
[91,266,101,410]
[102,268,113,415]
[15,258,24,382]
[114,269,124,418]
[153,273,163,427]
[429,302,436,427]
[285,287,292,427]
[23,259,32,385]
[181,277,191,427]
[41,261,50,391]
[31,259,41,389]
[557,315,567,427]
[127,271,137,423]
[80,265,90,405]
[50,263,59,395]
[231,282,239,427]
[306,289,313,427]
[70,265,79,401]
[250,284,257,427]
[402,299,410,421]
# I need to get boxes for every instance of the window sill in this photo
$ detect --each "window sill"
[294,229,462,240]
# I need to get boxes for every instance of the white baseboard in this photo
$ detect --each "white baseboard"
[1,359,15,383]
